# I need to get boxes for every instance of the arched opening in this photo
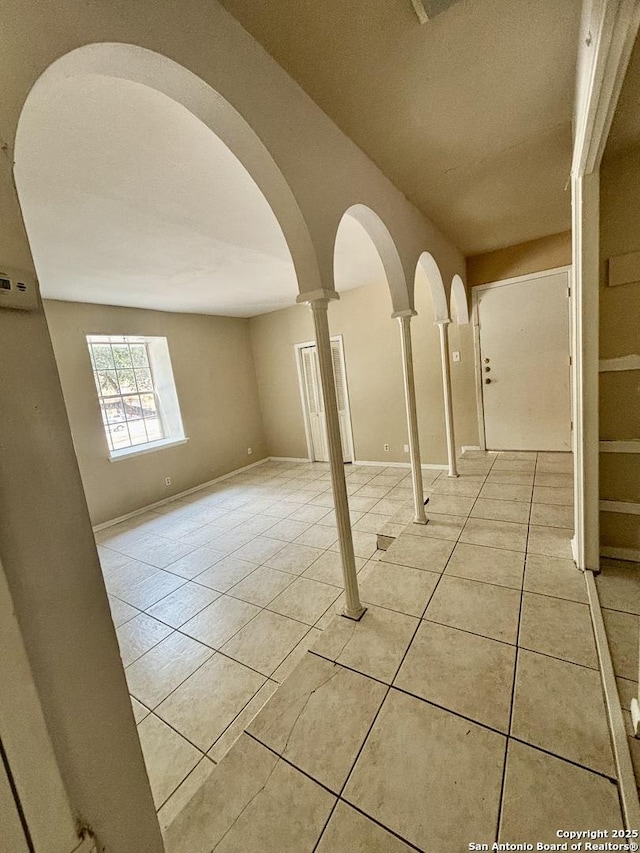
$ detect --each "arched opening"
[450,274,470,325]
[416,251,450,322]
[330,205,408,465]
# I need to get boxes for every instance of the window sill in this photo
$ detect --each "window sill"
[108,437,189,463]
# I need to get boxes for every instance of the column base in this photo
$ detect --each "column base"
[412,516,428,525]
[447,472,459,479]
[341,605,367,622]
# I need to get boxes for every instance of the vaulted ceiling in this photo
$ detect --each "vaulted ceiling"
[219,0,582,255]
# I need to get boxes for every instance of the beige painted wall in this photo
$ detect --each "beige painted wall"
[599,146,640,553]
[467,231,572,287]
[249,274,479,466]
[44,300,267,525]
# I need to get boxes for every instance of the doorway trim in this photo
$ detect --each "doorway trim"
[294,334,355,463]
[471,265,572,452]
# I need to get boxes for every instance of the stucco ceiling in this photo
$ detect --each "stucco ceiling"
[16,75,385,316]
[219,0,582,255]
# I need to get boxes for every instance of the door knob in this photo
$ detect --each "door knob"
[485,378,492,384]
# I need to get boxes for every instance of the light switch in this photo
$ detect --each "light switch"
[452,351,461,362]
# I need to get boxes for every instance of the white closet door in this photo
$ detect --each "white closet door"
[301,346,329,462]
[298,340,353,463]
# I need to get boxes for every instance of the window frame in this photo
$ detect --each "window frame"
[86,334,187,461]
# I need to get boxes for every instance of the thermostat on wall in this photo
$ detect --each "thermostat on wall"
[0,266,39,311]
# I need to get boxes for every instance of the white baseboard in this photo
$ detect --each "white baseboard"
[461,445,481,453]
[354,459,448,471]
[268,456,312,463]
[92,457,271,531]
[570,535,579,565]
[601,545,640,564]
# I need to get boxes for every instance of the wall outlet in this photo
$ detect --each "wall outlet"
[383,443,390,452]
[247,447,253,455]
[404,444,409,453]
[452,350,461,362]
[165,477,171,486]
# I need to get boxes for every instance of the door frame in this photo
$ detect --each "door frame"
[294,334,355,463]
[471,265,572,451]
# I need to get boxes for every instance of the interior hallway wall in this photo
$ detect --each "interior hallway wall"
[44,299,267,525]
[248,276,479,466]
[599,146,640,555]
[467,231,572,287]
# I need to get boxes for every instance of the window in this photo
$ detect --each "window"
[86,335,186,459]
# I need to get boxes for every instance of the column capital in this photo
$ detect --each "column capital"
[435,318,452,327]
[391,309,418,320]
[296,289,340,306]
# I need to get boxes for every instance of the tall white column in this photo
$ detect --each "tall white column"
[297,289,365,621]
[393,310,427,524]
[437,319,458,478]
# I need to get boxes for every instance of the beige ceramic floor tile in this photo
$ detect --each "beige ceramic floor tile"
[460,517,528,552]
[227,566,294,608]
[402,514,466,541]
[232,535,286,564]
[156,653,265,751]
[263,542,324,575]
[499,740,623,844]
[315,801,415,853]
[343,690,505,852]
[523,554,588,603]
[115,569,187,610]
[271,629,323,682]
[493,458,536,472]
[423,493,475,516]
[193,557,258,593]
[98,545,133,572]
[395,620,516,732]
[207,680,278,763]
[158,757,216,833]
[287,504,331,523]
[131,696,150,724]
[328,530,378,559]
[268,576,341,625]
[312,604,418,683]
[295,524,339,549]
[480,482,533,502]
[425,575,521,644]
[519,592,597,668]
[532,485,574,505]
[603,608,639,681]
[444,542,524,590]
[137,714,201,809]
[249,654,386,792]
[221,609,310,676]
[302,550,365,587]
[535,472,573,489]
[117,534,195,569]
[529,502,574,529]
[432,476,484,498]
[163,547,223,580]
[163,734,334,853]
[357,560,439,617]
[471,498,531,524]
[511,650,615,776]
[381,533,454,572]
[108,595,139,628]
[146,582,220,628]
[486,470,534,486]
[116,612,173,667]
[180,595,260,649]
[527,525,574,559]
[265,518,312,542]
[126,631,214,709]
[596,564,640,615]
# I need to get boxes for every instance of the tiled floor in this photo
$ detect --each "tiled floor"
[103,449,632,852]
[97,458,441,819]
[598,558,640,796]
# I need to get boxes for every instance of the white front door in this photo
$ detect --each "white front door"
[298,339,353,463]
[476,269,572,451]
